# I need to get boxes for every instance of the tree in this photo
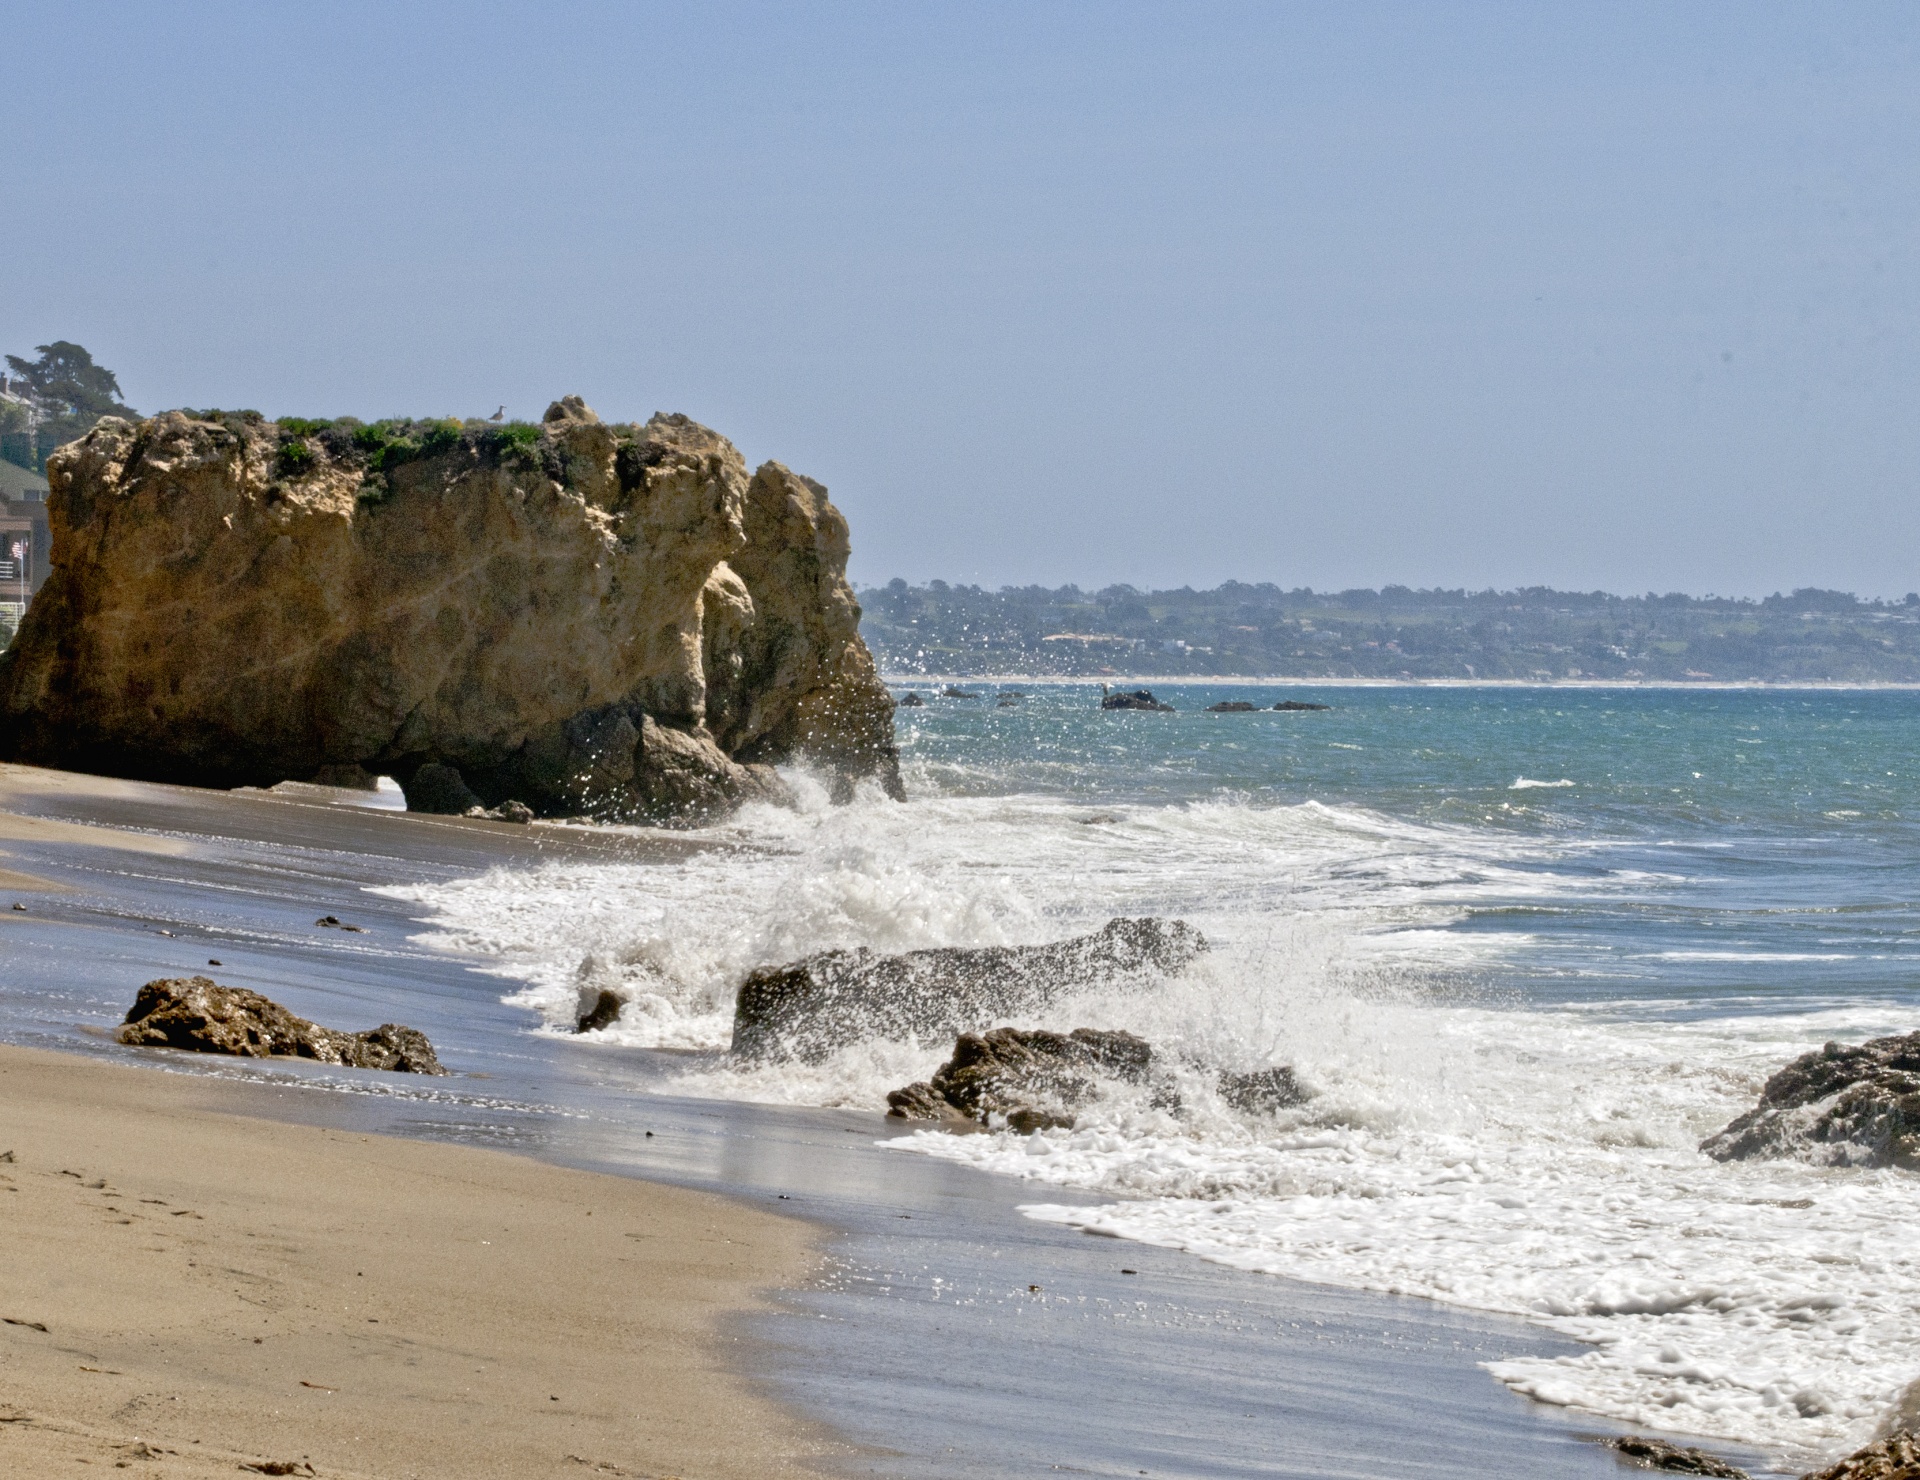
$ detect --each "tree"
[2,341,137,472]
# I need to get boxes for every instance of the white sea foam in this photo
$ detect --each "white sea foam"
[384,780,1918,1465]
[897,998,1920,1464]
[1510,777,1577,789]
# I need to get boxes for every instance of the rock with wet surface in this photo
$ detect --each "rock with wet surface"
[1605,1436,1749,1477]
[1700,1031,1920,1169]
[1101,688,1174,712]
[888,1027,1155,1132]
[1801,1430,1920,1480]
[1205,701,1258,713]
[730,916,1208,1061]
[1217,1065,1309,1115]
[1273,700,1331,711]
[118,976,446,1074]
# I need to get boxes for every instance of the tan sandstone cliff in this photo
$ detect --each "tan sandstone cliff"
[0,397,902,821]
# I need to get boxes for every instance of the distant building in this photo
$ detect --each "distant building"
[0,458,52,625]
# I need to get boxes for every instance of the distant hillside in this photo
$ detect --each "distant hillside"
[857,581,1920,683]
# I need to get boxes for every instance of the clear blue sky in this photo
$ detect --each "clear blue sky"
[6,2,1916,596]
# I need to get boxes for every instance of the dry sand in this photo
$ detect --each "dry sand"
[0,1043,836,1480]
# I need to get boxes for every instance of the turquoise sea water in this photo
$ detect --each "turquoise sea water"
[894,683,1920,1015]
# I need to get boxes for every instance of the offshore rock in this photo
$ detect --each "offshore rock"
[0,401,899,821]
[1701,1031,1920,1169]
[1802,1431,1920,1480]
[1273,700,1331,711]
[730,917,1209,1061]
[1206,701,1258,713]
[118,976,446,1074]
[888,1027,1154,1133]
[1101,688,1174,712]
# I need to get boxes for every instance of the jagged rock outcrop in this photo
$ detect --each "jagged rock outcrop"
[887,1028,1309,1132]
[888,1027,1155,1132]
[1802,1430,1920,1480]
[118,976,446,1073]
[1701,1031,1920,1169]
[0,399,901,822]
[730,917,1208,1061]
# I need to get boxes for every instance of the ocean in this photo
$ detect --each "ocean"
[380,682,1920,1466]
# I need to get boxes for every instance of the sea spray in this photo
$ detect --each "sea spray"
[381,683,1920,1466]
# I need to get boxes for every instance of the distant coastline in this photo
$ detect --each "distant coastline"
[860,580,1920,685]
[884,673,1920,691]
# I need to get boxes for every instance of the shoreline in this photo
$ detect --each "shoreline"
[0,759,1787,1479]
[0,1041,837,1480]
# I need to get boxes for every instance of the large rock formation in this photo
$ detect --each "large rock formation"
[0,399,901,821]
[118,976,446,1074]
[1701,1031,1920,1170]
[729,916,1209,1061]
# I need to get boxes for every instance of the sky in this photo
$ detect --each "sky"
[5,1,1917,597]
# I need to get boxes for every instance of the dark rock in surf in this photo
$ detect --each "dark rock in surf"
[576,988,624,1034]
[942,686,980,699]
[884,1078,979,1126]
[1700,1031,1920,1170]
[1217,1065,1308,1115]
[996,698,1017,708]
[1801,1430,1920,1480]
[1206,701,1258,713]
[464,799,535,824]
[407,761,483,815]
[730,916,1208,1061]
[1101,688,1174,712]
[118,976,446,1074]
[888,1027,1155,1132]
[1273,700,1331,711]
[1605,1436,1749,1477]
[898,692,926,707]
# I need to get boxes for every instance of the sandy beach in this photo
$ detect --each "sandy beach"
[0,1041,832,1480]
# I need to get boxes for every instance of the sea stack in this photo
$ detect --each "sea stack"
[0,399,902,822]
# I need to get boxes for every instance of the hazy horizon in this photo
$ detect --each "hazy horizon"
[8,2,1917,599]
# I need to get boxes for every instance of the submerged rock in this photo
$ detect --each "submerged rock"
[1101,688,1174,712]
[575,988,624,1034]
[888,1027,1155,1132]
[118,976,446,1074]
[1217,1064,1308,1115]
[0,401,900,823]
[1273,700,1331,711]
[1802,1430,1920,1480]
[1700,1031,1920,1169]
[1606,1436,1750,1477]
[730,917,1208,1061]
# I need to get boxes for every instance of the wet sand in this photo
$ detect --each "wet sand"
[0,1041,832,1480]
[0,761,1781,1479]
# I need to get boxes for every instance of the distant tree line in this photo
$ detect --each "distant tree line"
[0,341,137,474]
[858,579,1920,683]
